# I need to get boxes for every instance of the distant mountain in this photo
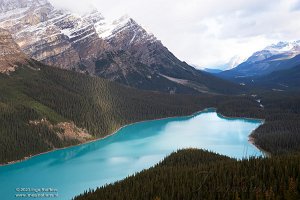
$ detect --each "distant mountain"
[237,64,300,91]
[203,68,223,74]
[0,0,242,95]
[213,56,246,71]
[221,60,300,92]
[255,64,300,91]
[219,41,300,80]
[226,55,246,69]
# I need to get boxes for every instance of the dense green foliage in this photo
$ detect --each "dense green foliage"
[74,149,300,200]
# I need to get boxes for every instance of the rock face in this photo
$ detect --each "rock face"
[0,28,28,73]
[0,0,241,94]
[94,16,237,94]
[0,0,109,72]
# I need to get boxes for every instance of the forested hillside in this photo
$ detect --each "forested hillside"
[1,61,299,164]
[0,58,300,163]
[74,149,300,200]
[0,61,252,164]
[0,61,205,164]
[253,65,300,91]
[218,64,300,92]
[249,92,300,154]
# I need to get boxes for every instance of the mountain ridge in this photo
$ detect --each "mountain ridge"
[219,40,300,80]
[0,0,242,94]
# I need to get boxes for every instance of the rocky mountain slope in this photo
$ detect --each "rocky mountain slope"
[0,0,109,71]
[0,28,29,73]
[0,0,242,94]
[219,41,300,80]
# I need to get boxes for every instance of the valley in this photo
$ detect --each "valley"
[0,0,299,199]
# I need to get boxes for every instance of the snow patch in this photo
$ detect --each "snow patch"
[60,28,73,38]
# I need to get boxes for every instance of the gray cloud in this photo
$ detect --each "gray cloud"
[49,0,300,68]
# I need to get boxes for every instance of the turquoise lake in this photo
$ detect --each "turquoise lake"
[0,109,263,200]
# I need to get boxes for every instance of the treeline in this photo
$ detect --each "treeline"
[74,149,300,200]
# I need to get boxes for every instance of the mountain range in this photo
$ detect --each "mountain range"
[219,41,300,79]
[215,40,300,91]
[0,0,242,94]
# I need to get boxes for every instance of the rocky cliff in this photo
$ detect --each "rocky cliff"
[0,28,29,73]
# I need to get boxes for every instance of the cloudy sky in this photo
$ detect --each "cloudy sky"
[49,0,300,69]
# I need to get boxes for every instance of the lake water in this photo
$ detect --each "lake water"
[0,109,263,200]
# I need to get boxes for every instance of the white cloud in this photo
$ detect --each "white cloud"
[49,0,300,68]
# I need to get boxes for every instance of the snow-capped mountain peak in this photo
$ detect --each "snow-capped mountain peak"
[220,40,300,78]
[264,41,300,53]
[0,0,158,70]
[96,15,137,39]
[205,55,246,71]
[246,41,300,63]
[0,0,240,94]
[227,55,246,69]
[95,14,156,46]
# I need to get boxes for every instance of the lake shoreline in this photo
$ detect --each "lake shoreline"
[0,108,210,167]
[248,136,271,157]
[0,107,265,167]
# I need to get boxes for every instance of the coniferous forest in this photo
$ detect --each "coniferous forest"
[0,62,300,164]
[0,62,250,164]
[0,62,207,164]
[74,149,300,200]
